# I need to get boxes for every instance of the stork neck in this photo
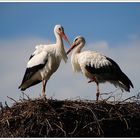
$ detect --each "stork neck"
[54,32,68,63]
[71,45,82,72]
[55,32,63,47]
[72,44,83,56]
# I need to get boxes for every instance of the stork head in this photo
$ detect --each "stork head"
[67,36,85,54]
[54,25,70,46]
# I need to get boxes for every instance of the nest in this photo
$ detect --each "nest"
[0,93,140,137]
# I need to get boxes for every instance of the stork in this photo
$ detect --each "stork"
[67,36,134,101]
[19,25,70,96]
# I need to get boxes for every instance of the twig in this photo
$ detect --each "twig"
[53,123,66,137]
[81,121,95,130]
[103,95,116,103]
[21,92,31,100]
[5,101,10,109]
[63,105,78,110]
[117,96,136,104]
[39,125,44,136]
[0,102,3,112]
[100,89,122,103]
[69,120,78,135]
[100,89,120,96]
[123,118,129,130]
[6,119,10,127]
[46,118,53,131]
[7,96,18,103]
[81,106,104,136]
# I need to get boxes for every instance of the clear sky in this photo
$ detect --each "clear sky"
[1,3,140,43]
[0,2,140,105]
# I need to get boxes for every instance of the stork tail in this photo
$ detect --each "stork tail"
[118,72,134,92]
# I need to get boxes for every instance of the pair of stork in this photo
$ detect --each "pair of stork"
[19,25,133,101]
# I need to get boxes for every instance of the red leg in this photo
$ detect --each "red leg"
[42,80,45,97]
[88,76,100,101]
[96,82,100,102]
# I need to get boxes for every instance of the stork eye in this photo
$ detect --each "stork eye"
[58,27,61,31]
[75,38,78,42]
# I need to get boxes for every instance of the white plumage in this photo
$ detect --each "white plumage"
[67,36,134,101]
[19,25,70,96]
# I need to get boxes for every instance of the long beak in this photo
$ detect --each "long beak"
[67,42,76,55]
[60,32,70,46]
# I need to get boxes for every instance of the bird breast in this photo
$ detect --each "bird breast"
[40,54,61,80]
[71,54,81,73]
[56,44,68,63]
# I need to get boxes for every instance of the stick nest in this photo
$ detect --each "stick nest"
[0,93,140,137]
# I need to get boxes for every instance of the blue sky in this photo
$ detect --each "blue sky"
[0,2,140,105]
[1,3,140,44]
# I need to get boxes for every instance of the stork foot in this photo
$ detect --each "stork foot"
[41,91,47,100]
[42,92,45,97]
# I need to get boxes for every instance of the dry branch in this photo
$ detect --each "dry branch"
[0,95,140,137]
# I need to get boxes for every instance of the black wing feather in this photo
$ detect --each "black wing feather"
[106,57,134,89]
[19,58,48,89]
[29,54,35,60]
[85,57,133,91]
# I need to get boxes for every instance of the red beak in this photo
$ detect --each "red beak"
[67,42,76,55]
[60,32,70,46]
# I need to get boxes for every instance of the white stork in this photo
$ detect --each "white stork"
[67,36,134,101]
[19,25,70,96]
